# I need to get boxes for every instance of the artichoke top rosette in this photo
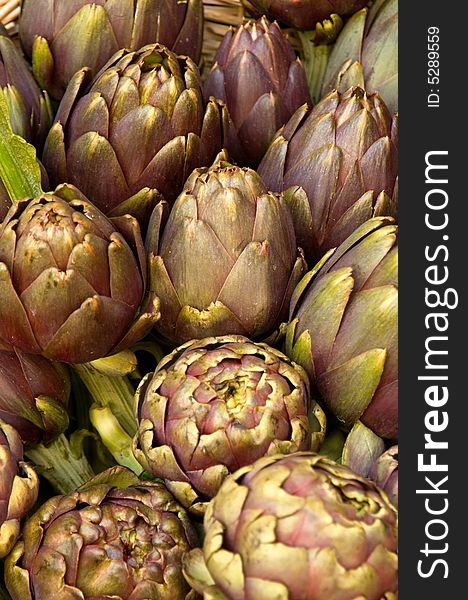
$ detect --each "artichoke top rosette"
[0,25,52,150]
[0,346,70,446]
[285,217,398,440]
[0,419,39,559]
[242,0,368,30]
[43,43,231,220]
[5,467,200,600]
[204,16,311,167]
[134,335,326,515]
[19,0,204,100]
[183,452,398,600]
[322,0,398,114]
[0,185,160,364]
[147,155,306,345]
[258,86,398,263]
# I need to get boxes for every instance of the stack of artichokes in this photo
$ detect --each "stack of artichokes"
[0,0,398,597]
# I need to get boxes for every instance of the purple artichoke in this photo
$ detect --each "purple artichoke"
[258,86,398,263]
[204,17,311,167]
[147,158,306,344]
[242,0,368,30]
[19,0,204,100]
[0,419,39,559]
[4,467,199,599]
[0,186,160,364]
[370,445,398,508]
[285,217,398,440]
[134,335,326,514]
[0,346,70,445]
[43,44,229,219]
[0,27,52,149]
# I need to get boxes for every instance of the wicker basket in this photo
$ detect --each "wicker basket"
[1,0,243,68]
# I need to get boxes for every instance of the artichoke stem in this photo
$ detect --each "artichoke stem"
[73,363,136,437]
[89,404,143,476]
[298,32,332,103]
[25,433,95,494]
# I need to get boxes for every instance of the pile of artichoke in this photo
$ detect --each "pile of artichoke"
[0,1,398,598]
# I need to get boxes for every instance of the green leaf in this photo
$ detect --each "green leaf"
[0,88,43,202]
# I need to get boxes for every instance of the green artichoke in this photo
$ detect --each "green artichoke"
[147,158,305,344]
[0,419,39,559]
[5,467,199,599]
[0,26,52,149]
[203,17,311,167]
[0,186,160,364]
[242,0,367,30]
[0,346,70,445]
[43,44,229,219]
[285,217,398,440]
[258,86,398,263]
[19,0,204,100]
[134,335,326,514]
[183,452,398,599]
[321,0,398,114]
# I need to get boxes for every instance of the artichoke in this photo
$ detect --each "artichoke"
[258,86,398,263]
[0,186,160,364]
[204,17,311,167]
[0,181,9,222]
[43,44,229,218]
[242,0,367,30]
[321,0,398,114]
[183,452,398,599]
[5,467,199,599]
[285,217,398,440]
[0,346,70,445]
[134,335,326,514]
[0,25,52,149]
[0,419,39,559]
[19,0,204,100]
[147,158,305,344]
[369,445,398,508]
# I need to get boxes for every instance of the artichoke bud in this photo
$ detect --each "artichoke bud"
[285,217,398,440]
[149,159,306,344]
[184,452,397,599]
[0,420,39,559]
[5,467,199,599]
[204,16,311,167]
[35,396,70,445]
[134,336,326,515]
[0,188,160,364]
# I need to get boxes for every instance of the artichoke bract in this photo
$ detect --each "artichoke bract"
[5,467,199,599]
[0,347,70,446]
[322,0,398,114]
[19,0,204,100]
[204,17,311,167]
[183,452,398,599]
[148,159,305,344]
[242,0,367,30]
[0,419,39,559]
[0,26,52,149]
[370,445,398,508]
[134,336,325,515]
[0,186,160,364]
[285,217,398,440]
[258,86,398,263]
[43,44,229,218]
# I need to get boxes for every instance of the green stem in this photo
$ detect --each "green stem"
[73,363,137,437]
[0,88,42,201]
[89,404,142,475]
[25,433,95,494]
[298,32,332,104]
